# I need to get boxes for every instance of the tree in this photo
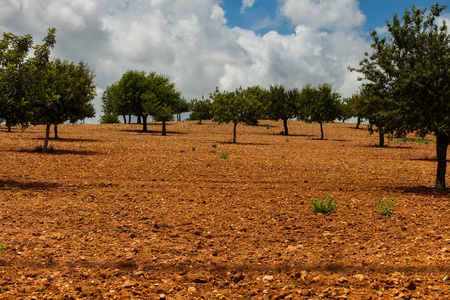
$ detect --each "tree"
[298,83,342,140]
[173,97,191,121]
[28,28,58,151]
[100,84,120,124]
[48,59,96,138]
[342,93,364,129]
[188,97,213,124]
[0,32,34,132]
[266,84,298,135]
[117,70,148,130]
[352,3,450,189]
[211,87,262,143]
[243,85,268,125]
[142,72,181,135]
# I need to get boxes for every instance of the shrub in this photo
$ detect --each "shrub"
[217,151,229,159]
[374,197,397,216]
[0,244,5,252]
[310,195,338,213]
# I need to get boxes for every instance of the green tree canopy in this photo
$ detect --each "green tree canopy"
[47,59,96,138]
[298,83,342,140]
[142,72,181,135]
[188,97,213,124]
[352,3,450,189]
[212,87,262,143]
[0,31,34,131]
[266,84,298,135]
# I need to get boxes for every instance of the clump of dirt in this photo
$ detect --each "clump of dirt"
[0,121,449,299]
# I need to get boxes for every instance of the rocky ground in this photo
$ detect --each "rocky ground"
[0,120,449,299]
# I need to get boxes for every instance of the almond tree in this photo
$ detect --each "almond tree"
[352,3,450,189]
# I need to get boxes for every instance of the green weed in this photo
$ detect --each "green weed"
[310,195,338,214]
[217,151,229,159]
[374,197,397,216]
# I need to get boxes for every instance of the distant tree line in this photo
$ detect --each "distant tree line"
[0,29,96,151]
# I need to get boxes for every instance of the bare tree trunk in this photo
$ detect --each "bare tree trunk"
[128,115,131,124]
[54,124,59,139]
[137,116,141,124]
[142,115,148,132]
[356,117,361,129]
[379,128,385,147]
[320,122,324,140]
[233,122,237,143]
[435,133,449,190]
[43,123,51,152]
[7,125,11,132]
[283,119,289,136]
[162,120,167,136]
[122,115,127,124]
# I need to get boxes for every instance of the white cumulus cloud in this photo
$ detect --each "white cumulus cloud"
[0,0,370,122]
[241,0,256,13]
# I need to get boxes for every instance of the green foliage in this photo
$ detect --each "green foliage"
[173,97,191,121]
[100,113,120,124]
[310,195,339,214]
[374,197,397,216]
[212,86,263,143]
[0,244,5,252]
[298,84,342,139]
[351,3,450,189]
[266,84,299,135]
[217,151,229,159]
[188,97,213,123]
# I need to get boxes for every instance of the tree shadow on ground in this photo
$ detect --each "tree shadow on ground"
[410,157,449,162]
[2,258,450,276]
[360,145,412,149]
[218,141,270,146]
[32,137,99,142]
[0,179,60,190]
[17,149,99,155]
[391,185,449,197]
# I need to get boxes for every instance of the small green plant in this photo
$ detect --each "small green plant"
[217,151,229,159]
[374,197,397,216]
[310,195,338,213]
[0,244,5,252]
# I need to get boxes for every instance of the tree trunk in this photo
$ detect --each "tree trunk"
[142,115,148,132]
[356,117,361,129]
[283,119,289,136]
[128,115,131,124]
[435,133,449,190]
[137,116,141,124]
[233,122,237,143]
[43,123,51,152]
[162,120,167,136]
[198,119,202,124]
[379,128,385,147]
[177,113,181,121]
[320,122,324,140]
[54,124,59,139]
[122,115,127,124]
[7,125,11,132]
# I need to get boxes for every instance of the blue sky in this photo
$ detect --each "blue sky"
[221,0,448,36]
[0,0,448,122]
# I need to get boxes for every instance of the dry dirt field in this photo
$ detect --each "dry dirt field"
[0,120,449,299]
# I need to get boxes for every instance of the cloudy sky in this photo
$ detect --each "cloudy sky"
[0,0,448,122]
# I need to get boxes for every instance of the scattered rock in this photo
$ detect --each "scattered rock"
[262,275,274,282]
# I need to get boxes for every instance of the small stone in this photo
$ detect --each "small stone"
[159,294,166,300]
[262,275,274,282]
[122,280,138,288]
[188,286,196,293]
[354,274,365,281]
